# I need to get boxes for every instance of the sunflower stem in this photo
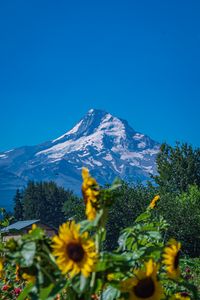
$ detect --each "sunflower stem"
[90,207,108,293]
[90,228,100,290]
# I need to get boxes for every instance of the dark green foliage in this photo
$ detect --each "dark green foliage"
[0,207,13,228]
[14,181,77,228]
[154,142,200,194]
[158,185,200,257]
[181,257,200,291]
[154,142,200,257]
[13,189,23,221]
[105,182,157,249]
[62,194,85,222]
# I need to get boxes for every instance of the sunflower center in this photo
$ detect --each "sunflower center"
[133,277,155,298]
[67,242,85,262]
[174,251,180,269]
[180,292,189,297]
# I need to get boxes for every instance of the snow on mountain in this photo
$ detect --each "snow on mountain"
[0,109,160,209]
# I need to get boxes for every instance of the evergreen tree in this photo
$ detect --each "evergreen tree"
[22,181,38,219]
[13,189,23,221]
[154,142,200,194]
[62,193,85,222]
[21,181,76,227]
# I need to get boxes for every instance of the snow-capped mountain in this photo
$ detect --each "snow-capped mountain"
[0,109,160,209]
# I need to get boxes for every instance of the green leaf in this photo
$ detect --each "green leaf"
[47,280,68,300]
[80,274,89,293]
[79,220,95,233]
[135,211,150,223]
[72,274,89,294]
[17,283,34,300]
[28,227,45,240]
[102,285,120,300]
[95,260,110,272]
[109,178,122,191]
[147,231,161,240]
[21,241,36,266]
[39,284,54,300]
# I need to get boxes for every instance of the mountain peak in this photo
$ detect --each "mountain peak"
[52,109,113,143]
[83,108,109,122]
[36,108,159,170]
[87,108,107,114]
[87,108,105,115]
[0,109,160,209]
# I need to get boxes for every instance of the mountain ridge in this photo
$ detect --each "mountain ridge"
[0,109,160,209]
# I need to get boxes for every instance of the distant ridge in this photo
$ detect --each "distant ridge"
[0,109,160,209]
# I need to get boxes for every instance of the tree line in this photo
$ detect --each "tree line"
[13,181,80,228]
[13,142,200,256]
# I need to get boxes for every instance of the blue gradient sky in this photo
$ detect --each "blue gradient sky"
[0,0,199,151]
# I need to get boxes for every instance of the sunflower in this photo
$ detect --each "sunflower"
[52,220,97,277]
[82,167,100,221]
[171,292,190,300]
[0,257,4,278]
[149,195,160,209]
[163,239,181,279]
[15,265,35,283]
[22,272,36,283]
[121,259,164,300]
[28,223,37,234]
[15,264,20,282]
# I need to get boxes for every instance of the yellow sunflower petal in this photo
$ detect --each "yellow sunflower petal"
[163,239,181,279]
[82,167,90,180]
[121,260,163,300]
[52,220,97,278]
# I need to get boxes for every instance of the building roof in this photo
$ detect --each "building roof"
[1,220,40,232]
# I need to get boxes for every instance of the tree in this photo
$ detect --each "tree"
[13,189,23,221]
[22,181,38,220]
[62,194,85,222]
[154,142,200,194]
[105,182,157,249]
[18,181,77,228]
[158,185,200,257]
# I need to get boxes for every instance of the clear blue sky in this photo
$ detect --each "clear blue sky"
[0,0,199,151]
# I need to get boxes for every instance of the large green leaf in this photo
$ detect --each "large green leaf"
[102,285,120,300]
[39,284,54,300]
[21,241,36,266]
[17,283,34,300]
[135,211,150,223]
